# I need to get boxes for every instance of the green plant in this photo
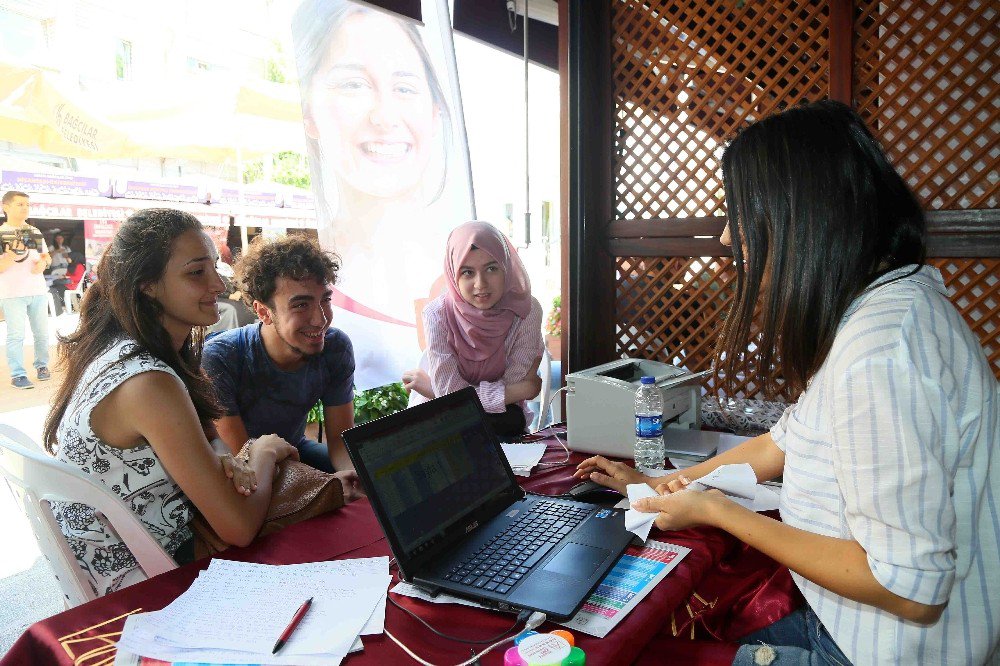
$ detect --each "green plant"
[305,382,410,427]
[242,151,311,189]
[545,295,561,337]
[353,383,409,424]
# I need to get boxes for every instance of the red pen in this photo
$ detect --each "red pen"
[272,596,313,654]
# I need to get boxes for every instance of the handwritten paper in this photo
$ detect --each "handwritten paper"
[115,557,390,665]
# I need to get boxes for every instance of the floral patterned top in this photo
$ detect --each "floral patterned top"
[53,337,194,596]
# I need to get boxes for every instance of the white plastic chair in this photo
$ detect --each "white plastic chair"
[63,279,85,314]
[0,425,177,608]
[531,347,553,431]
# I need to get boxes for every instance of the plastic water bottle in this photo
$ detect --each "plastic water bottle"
[634,376,665,470]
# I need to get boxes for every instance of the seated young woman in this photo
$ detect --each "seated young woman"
[575,101,998,665]
[42,209,299,596]
[403,221,544,439]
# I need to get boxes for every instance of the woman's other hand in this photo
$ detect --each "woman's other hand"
[631,487,726,531]
[334,470,366,503]
[402,368,434,399]
[574,455,655,494]
[220,454,257,496]
[254,434,300,465]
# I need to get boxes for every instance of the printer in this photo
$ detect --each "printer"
[565,358,719,460]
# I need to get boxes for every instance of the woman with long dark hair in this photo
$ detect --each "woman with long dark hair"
[43,209,298,596]
[577,101,998,664]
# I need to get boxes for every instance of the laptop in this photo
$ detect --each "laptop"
[342,387,634,620]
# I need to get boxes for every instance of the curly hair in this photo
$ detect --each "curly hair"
[235,235,340,307]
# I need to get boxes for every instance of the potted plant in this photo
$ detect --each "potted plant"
[545,295,561,359]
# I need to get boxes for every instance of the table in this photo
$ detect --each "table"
[2,436,797,665]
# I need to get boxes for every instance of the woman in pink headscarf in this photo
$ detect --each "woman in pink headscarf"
[403,221,544,438]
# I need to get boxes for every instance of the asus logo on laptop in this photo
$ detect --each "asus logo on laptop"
[465,521,479,534]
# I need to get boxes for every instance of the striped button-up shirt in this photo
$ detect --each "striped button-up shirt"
[771,265,999,665]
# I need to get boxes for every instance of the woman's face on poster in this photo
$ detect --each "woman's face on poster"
[306,12,440,203]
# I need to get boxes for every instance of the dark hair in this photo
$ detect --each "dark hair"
[1,190,28,209]
[291,0,451,220]
[43,209,224,453]
[235,234,340,307]
[714,100,926,397]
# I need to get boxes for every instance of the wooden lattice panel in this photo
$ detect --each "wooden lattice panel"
[614,256,797,401]
[929,258,1000,377]
[612,0,829,220]
[854,0,999,210]
[615,257,999,400]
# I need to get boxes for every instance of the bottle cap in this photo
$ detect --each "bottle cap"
[640,376,655,385]
[564,646,586,665]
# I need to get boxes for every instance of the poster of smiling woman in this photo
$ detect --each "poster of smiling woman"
[292,0,475,389]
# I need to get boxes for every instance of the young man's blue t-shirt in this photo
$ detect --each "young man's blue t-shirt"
[202,323,355,450]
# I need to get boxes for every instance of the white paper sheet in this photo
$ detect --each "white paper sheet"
[501,442,547,476]
[687,463,780,512]
[624,483,660,541]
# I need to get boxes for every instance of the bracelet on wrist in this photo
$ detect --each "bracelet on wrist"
[237,438,255,463]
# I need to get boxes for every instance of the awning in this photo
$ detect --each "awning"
[0,61,134,158]
[1,60,306,161]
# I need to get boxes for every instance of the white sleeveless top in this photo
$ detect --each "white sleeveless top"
[53,338,194,596]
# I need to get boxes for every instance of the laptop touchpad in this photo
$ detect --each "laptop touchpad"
[541,543,610,579]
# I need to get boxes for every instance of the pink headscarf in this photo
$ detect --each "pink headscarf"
[441,221,532,384]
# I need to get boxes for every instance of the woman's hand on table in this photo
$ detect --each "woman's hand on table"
[574,455,665,494]
[220,454,257,496]
[631,487,729,531]
[334,470,366,503]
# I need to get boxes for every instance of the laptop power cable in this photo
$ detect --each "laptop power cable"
[384,599,546,666]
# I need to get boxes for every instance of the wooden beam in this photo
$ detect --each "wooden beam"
[608,217,728,238]
[604,211,1000,257]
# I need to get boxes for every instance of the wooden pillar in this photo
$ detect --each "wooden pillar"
[563,0,616,373]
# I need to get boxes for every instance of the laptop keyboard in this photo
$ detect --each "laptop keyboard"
[443,501,591,595]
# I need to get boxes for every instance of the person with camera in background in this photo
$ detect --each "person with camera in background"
[1,191,52,389]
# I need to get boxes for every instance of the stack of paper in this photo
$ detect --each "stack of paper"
[115,557,391,665]
[501,442,547,476]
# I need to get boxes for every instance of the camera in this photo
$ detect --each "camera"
[0,229,42,259]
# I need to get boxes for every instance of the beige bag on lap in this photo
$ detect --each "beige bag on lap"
[192,459,345,558]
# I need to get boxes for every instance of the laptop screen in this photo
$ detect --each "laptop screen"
[351,394,513,557]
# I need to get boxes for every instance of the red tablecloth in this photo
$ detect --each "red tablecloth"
[2,437,798,665]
